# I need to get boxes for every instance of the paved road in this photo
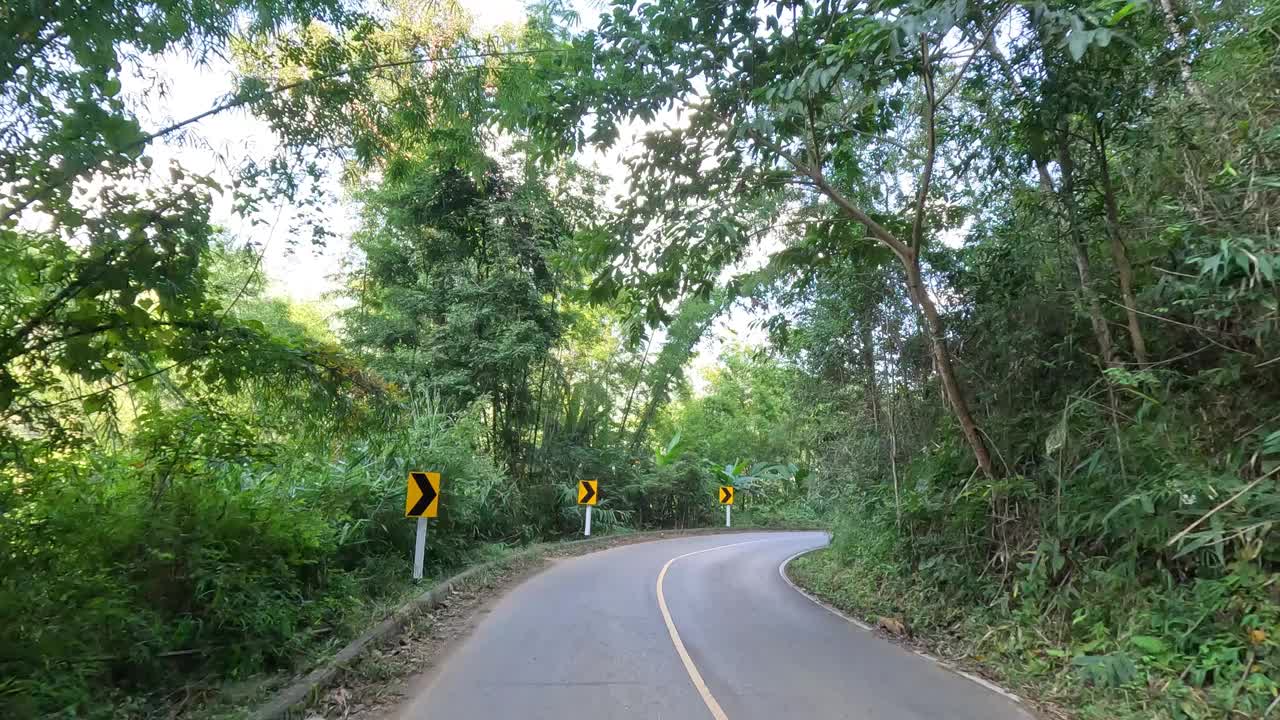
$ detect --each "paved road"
[397,532,1032,719]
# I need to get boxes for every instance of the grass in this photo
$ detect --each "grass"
[787,548,1177,720]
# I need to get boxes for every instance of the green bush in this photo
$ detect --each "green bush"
[0,391,538,718]
[815,413,1280,719]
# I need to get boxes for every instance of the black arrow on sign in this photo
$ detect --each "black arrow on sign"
[580,481,596,504]
[720,487,732,503]
[409,472,437,516]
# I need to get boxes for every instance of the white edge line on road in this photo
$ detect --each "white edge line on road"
[776,543,873,632]
[777,545,1026,707]
[656,538,774,720]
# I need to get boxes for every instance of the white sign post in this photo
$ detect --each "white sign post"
[584,506,593,537]
[406,470,439,581]
[412,517,427,580]
[725,505,731,528]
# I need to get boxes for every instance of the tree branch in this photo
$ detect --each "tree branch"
[911,34,937,252]
[936,4,1014,106]
[1167,465,1277,547]
[0,237,146,361]
[14,319,221,362]
[1,46,569,224]
[838,127,923,160]
[745,128,912,262]
[805,97,823,169]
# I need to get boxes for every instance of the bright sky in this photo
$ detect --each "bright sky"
[134,0,769,384]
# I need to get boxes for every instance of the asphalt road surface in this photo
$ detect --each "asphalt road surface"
[397,531,1033,719]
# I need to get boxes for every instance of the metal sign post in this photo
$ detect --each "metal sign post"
[413,517,428,580]
[584,505,593,537]
[718,485,734,528]
[406,471,441,581]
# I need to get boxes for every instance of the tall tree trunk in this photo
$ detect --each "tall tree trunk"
[888,387,901,529]
[531,356,549,452]
[904,38,992,479]
[749,42,995,478]
[618,333,653,434]
[903,255,996,478]
[630,313,717,451]
[1158,0,1203,100]
[1022,14,1114,371]
[1056,132,1117,370]
[1095,118,1149,368]
[751,187,995,478]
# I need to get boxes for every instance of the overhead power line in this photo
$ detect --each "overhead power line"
[2,45,578,224]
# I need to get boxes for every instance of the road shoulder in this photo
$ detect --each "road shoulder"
[784,547,1063,720]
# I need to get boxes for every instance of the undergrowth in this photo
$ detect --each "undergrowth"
[790,457,1279,720]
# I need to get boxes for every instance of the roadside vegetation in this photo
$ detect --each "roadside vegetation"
[2,0,1277,719]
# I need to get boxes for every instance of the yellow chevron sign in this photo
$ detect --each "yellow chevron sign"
[405,471,440,518]
[578,479,598,506]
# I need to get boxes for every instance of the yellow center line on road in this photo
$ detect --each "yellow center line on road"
[655,538,775,720]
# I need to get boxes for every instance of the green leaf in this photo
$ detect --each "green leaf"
[123,304,151,326]
[1172,530,1219,559]
[1262,429,1280,454]
[1066,29,1092,61]
[82,394,110,414]
[1258,256,1275,283]
[1072,653,1137,687]
[1109,2,1141,24]
[1130,635,1167,655]
[1100,493,1143,526]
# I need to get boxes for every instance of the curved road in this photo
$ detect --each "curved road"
[397,532,1032,719]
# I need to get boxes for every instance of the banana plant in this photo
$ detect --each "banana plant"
[709,458,753,486]
[655,430,686,466]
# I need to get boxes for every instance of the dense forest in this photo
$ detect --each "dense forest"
[1,0,1277,718]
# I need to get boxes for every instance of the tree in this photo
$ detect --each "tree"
[662,346,807,468]
[1,0,351,226]
[0,0,366,443]
[511,0,1074,477]
[344,147,571,476]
